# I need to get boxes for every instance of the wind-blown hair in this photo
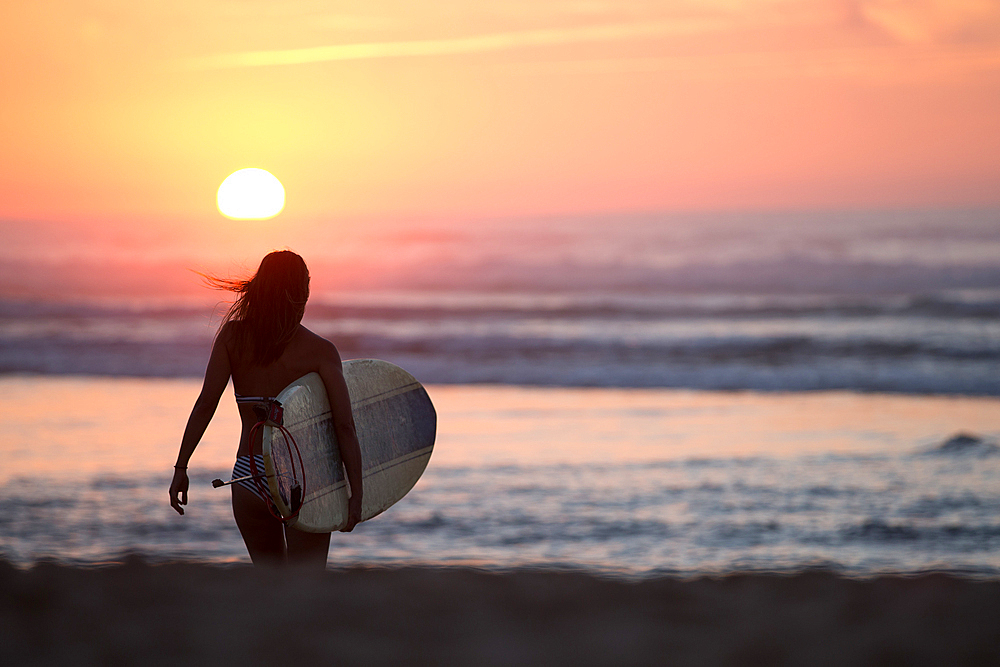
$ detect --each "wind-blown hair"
[206,250,310,366]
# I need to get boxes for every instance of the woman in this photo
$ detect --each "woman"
[168,250,363,568]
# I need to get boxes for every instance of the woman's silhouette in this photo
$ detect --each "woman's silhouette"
[169,250,362,567]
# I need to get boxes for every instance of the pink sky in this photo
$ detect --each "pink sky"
[2,0,1000,231]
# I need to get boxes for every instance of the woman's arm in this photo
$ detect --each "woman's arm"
[169,331,232,515]
[318,344,363,532]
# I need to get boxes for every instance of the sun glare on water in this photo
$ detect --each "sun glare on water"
[217,168,285,219]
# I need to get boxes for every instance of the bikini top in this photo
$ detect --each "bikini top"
[235,394,284,424]
[235,394,276,404]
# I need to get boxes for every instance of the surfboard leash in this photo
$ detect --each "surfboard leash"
[245,400,306,523]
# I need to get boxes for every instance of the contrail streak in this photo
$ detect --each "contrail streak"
[180,20,718,70]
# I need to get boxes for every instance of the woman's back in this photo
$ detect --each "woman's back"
[225,322,337,456]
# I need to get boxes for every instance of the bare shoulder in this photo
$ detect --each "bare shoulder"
[215,320,239,353]
[217,320,238,341]
[298,326,343,367]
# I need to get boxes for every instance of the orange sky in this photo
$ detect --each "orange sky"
[3,0,1000,228]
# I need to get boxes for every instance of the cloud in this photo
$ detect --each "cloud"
[501,45,1000,83]
[179,19,724,70]
[860,0,1000,44]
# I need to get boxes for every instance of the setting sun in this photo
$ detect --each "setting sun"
[216,168,285,220]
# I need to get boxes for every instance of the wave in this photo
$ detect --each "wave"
[273,291,1000,321]
[5,284,1000,320]
[841,520,1000,546]
[921,433,1000,457]
[1,291,999,393]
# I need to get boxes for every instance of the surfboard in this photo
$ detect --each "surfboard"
[261,359,436,532]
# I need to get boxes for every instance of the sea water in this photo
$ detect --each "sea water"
[1,379,998,576]
[1,208,999,574]
[3,209,1000,394]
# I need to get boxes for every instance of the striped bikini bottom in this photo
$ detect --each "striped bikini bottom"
[232,455,268,503]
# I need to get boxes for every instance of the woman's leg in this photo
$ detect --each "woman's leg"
[284,528,331,569]
[231,484,286,566]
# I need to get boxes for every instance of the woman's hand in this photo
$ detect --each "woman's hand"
[340,494,363,532]
[169,468,189,515]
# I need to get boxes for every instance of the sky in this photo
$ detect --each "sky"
[3,0,1000,235]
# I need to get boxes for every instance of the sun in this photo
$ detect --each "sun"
[217,168,285,219]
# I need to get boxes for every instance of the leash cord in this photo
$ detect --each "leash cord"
[248,416,306,522]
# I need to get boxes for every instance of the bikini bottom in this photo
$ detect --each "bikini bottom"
[232,455,268,503]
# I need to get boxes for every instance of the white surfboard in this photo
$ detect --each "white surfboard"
[261,359,436,532]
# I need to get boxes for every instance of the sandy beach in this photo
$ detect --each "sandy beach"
[6,0,1000,662]
[3,558,998,666]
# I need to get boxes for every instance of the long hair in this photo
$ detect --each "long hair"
[205,250,310,366]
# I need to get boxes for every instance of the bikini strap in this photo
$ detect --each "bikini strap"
[235,395,276,404]
[234,394,284,424]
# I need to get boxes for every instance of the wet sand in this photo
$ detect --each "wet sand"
[3,559,998,666]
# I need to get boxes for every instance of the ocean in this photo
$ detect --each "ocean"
[1,208,999,575]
